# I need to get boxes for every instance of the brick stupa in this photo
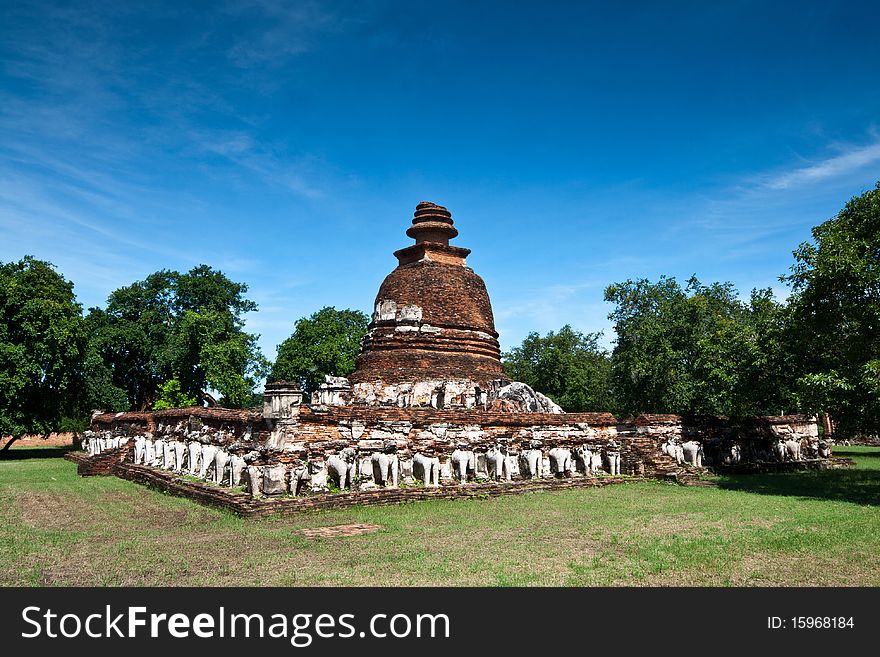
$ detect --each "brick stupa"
[350,202,505,387]
[314,202,560,412]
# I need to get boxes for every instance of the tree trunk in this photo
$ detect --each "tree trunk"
[1,435,21,452]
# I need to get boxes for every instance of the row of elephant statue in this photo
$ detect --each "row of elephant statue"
[82,434,129,456]
[661,435,833,468]
[83,432,627,497]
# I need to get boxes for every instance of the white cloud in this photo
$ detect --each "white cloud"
[760,139,880,190]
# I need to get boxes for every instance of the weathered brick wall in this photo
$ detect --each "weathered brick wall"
[81,406,822,506]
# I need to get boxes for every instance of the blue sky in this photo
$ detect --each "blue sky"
[2,0,879,361]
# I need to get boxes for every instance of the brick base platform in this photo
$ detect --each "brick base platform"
[106,458,639,518]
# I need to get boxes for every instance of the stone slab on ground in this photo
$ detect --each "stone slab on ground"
[300,524,383,538]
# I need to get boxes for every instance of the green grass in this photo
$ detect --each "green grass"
[1,447,878,586]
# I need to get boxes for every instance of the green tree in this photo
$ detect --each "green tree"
[604,276,792,417]
[0,257,88,450]
[270,307,369,395]
[502,325,614,412]
[784,181,880,436]
[90,265,268,410]
[153,377,198,410]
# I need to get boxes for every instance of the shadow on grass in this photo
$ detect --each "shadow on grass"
[0,446,76,460]
[717,449,880,506]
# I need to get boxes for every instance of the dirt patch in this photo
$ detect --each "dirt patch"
[17,492,94,532]
[300,524,383,539]
[1,433,75,449]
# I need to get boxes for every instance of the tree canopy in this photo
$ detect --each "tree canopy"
[604,276,792,418]
[502,325,614,412]
[0,256,89,448]
[88,265,268,410]
[784,182,880,436]
[270,307,369,395]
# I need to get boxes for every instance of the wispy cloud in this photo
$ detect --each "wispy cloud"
[759,138,880,190]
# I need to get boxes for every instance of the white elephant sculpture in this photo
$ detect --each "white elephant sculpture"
[413,453,441,486]
[485,445,512,481]
[680,440,703,468]
[784,439,801,461]
[188,441,202,475]
[818,440,832,459]
[214,449,230,485]
[371,451,399,488]
[144,439,155,466]
[771,439,787,462]
[327,447,358,491]
[151,439,164,466]
[289,464,311,496]
[200,444,218,480]
[162,441,174,469]
[229,455,247,487]
[246,465,262,498]
[572,445,591,475]
[174,441,187,472]
[665,439,686,464]
[520,449,544,479]
[133,436,146,464]
[548,447,574,477]
[603,449,621,475]
[721,443,741,466]
[450,448,476,483]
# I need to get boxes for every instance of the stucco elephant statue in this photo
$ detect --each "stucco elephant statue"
[246,465,262,498]
[288,464,311,496]
[214,448,230,485]
[801,438,818,459]
[485,444,512,481]
[572,445,593,475]
[229,455,247,487]
[818,440,832,459]
[151,439,164,466]
[133,436,146,464]
[601,439,621,475]
[520,448,544,479]
[162,440,175,469]
[680,440,703,468]
[327,447,358,491]
[200,444,218,480]
[173,440,187,472]
[450,448,476,483]
[371,451,399,488]
[413,452,441,486]
[771,439,787,462]
[187,441,202,475]
[662,439,685,464]
[144,439,156,466]
[784,438,801,461]
[548,447,574,477]
[603,449,621,475]
[721,443,741,466]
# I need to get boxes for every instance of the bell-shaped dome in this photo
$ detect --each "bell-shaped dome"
[350,202,506,387]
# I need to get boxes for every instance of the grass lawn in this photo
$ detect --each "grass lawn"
[1,447,878,586]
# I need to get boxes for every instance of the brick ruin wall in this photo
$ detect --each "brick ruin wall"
[73,406,832,513]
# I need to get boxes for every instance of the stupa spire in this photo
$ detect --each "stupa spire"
[406,201,458,245]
